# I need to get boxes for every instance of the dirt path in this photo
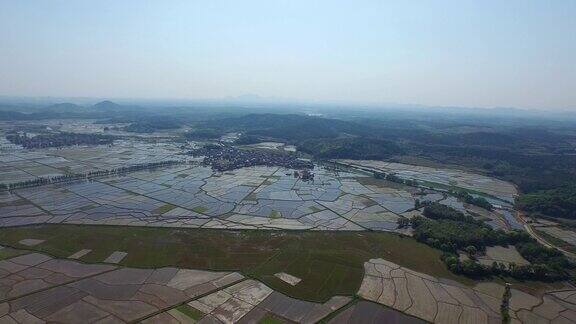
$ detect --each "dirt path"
[518,211,576,260]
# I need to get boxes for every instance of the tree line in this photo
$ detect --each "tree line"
[6,132,116,149]
[0,160,186,191]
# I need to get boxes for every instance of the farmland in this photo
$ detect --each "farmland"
[0,118,575,323]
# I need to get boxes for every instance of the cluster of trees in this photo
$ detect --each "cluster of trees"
[0,160,184,191]
[515,241,570,270]
[449,190,493,210]
[6,132,115,149]
[422,203,484,224]
[397,217,411,228]
[516,185,576,219]
[411,203,572,281]
[412,217,510,251]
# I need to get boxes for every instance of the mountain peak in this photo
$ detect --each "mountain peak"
[93,100,120,109]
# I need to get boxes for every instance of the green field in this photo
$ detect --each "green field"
[192,206,208,213]
[259,314,287,324]
[174,304,204,320]
[0,246,28,260]
[153,203,177,214]
[0,224,472,302]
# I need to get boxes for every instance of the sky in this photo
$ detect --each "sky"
[0,0,575,110]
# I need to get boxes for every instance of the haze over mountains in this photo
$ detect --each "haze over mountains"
[1,96,575,123]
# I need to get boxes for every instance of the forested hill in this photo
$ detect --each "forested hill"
[517,185,576,219]
[204,113,377,141]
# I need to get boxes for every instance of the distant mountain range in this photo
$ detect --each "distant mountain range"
[0,96,574,123]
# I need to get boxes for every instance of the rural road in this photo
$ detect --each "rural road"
[519,212,576,260]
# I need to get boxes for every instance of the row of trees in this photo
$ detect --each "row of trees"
[501,283,512,323]
[373,171,418,186]
[422,202,483,224]
[442,253,568,281]
[6,132,116,149]
[0,160,186,191]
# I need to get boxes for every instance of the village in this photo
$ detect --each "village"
[188,144,314,172]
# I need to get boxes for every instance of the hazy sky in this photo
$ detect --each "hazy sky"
[1,1,575,110]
